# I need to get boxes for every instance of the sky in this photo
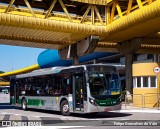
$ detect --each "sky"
[0,45,46,72]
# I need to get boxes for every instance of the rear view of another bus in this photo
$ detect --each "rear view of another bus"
[86,65,122,113]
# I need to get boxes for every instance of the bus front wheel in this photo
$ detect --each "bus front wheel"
[60,100,71,116]
[22,99,27,111]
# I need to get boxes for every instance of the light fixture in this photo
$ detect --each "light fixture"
[33,0,42,2]
[65,4,76,8]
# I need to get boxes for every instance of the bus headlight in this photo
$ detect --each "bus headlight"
[89,98,98,106]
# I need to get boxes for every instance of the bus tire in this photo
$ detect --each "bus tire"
[60,100,70,116]
[22,99,27,111]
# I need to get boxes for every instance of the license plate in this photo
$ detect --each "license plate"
[104,108,111,112]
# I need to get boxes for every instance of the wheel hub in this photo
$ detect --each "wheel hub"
[23,101,26,109]
[63,104,69,113]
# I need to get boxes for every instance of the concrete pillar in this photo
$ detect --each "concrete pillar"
[125,54,133,94]
[72,44,79,65]
[154,54,158,62]
[73,55,79,65]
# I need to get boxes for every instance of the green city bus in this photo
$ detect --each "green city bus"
[10,64,122,116]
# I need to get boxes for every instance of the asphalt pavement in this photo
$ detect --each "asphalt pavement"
[0,93,160,128]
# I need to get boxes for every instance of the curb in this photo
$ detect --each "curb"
[116,109,160,113]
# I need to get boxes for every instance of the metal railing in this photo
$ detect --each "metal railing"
[124,94,143,109]
[124,93,160,110]
[143,93,160,109]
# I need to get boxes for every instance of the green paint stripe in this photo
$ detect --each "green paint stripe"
[27,99,45,106]
[10,98,45,106]
[10,98,15,104]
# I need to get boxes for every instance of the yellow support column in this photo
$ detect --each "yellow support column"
[5,0,15,13]
[116,1,123,18]
[111,1,116,22]
[45,0,57,19]
[105,6,111,24]
[148,0,153,4]
[24,0,36,17]
[59,0,72,22]
[94,6,104,25]
[127,0,133,15]
[137,0,143,8]
[81,5,92,23]
[91,5,95,25]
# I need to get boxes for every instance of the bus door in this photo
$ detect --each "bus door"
[73,73,84,112]
[14,81,20,104]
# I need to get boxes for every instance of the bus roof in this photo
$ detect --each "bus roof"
[15,67,65,79]
[12,64,116,79]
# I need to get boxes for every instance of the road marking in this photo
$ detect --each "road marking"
[14,114,21,116]
[40,117,63,125]
[21,116,28,122]
[3,114,10,121]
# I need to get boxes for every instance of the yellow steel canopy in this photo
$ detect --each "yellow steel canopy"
[0,0,159,51]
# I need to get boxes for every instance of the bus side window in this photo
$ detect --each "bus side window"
[53,75,62,96]
[63,74,72,95]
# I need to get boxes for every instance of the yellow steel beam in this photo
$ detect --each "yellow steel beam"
[91,5,95,25]
[116,1,123,18]
[137,0,143,8]
[59,0,72,22]
[5,0,15,13]
[94,6,104,25]
[105,6,111,24]
[0,64,40,77]
[148,0,153,4]
[0,12,106,34]
[110,1,116,22]
[97,42,160,50]
[80,5,92,23]
[122,0,149,16]
[24,0,36,17]
[0,0,159,44]
[45,0,57,19]
[127,0,133,15]
[1,0,157,26]
[0,34,70,45]
[104,0,160,41]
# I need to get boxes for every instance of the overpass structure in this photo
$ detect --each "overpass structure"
[0,0,160,92]
[0,0,159,53]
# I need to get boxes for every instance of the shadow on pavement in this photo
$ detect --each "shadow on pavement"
[22,108,132,119]
[0,103,132,119]
[71,112,132,119]
[0,103,16,109]
[0,103,10,105]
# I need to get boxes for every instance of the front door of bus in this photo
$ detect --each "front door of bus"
[73,73,84,112]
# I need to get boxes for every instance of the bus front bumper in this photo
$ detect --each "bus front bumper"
[98,103,122,112]
[88,102,122,113]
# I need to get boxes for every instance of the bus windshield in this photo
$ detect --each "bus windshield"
[88,72,120,98]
